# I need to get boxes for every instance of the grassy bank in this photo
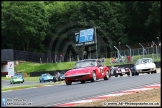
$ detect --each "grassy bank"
[2,81,65,92]
[2,76,40,82]
[14,54,160,74]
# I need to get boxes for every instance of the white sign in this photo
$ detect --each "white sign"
[7,61,14,76]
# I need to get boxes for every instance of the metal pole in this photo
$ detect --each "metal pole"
[157,37,159,57]
[82,45,84,60]
[139,43,144,58]
[95,27,98,58]
[89,45,91,59]
[152,41,158,60]
[126,44,132,62]
[114,46,120,66]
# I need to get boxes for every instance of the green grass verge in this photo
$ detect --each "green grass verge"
[2,81,65,92]
[15,61,76,75]
[2,77,40,81]
[13,54,160,75]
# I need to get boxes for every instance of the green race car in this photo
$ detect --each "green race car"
[10,76,24,84]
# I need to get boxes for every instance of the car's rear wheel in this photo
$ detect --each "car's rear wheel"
[91,71,96,82]
[135,72,139,76]
[147,72,150,74]
[132,72,134,76]
[154,70,157,73]
[104,71,109,80]
[10,82,12,84]
[81,81,85,83]
[65,80,72,85]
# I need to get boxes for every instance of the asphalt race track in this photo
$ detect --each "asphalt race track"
[2,71,161,107]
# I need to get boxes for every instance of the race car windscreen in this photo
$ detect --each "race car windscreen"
[74,60,96,69]
[136,58,153,65]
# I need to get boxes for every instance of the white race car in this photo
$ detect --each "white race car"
[133,58,157,76]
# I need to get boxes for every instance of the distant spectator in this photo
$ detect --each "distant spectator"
[60,54,62,62]
[97,56,102,66]
[102,56,105,62]
[55,55,57,63]
[110,57,115,64]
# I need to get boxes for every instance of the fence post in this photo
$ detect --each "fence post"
[77,55,79,61]
[40,58,42,64]
[70,55,71,62]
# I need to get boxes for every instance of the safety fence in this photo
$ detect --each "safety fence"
[13,46,161,63]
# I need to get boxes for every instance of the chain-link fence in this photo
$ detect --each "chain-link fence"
[13,42,161,63]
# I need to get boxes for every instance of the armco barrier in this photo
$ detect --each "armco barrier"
[29,61,161,77]
[30,70,68,77]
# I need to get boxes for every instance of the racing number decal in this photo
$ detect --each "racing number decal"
[99,67,104,75]
[98,68,101,73]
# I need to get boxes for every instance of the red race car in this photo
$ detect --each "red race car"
[64,59,111,85]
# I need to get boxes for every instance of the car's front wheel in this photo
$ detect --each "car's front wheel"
[91,71,96,82]
[81,81,85,83]
[10,82,12,84]
[65,80,72,85]
[114,71,118,77]
[104,71,109,80]
[127,72,130,76]
[53,77,57,82]
[154,70,157,73]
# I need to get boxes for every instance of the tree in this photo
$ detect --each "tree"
[2,1,48,51]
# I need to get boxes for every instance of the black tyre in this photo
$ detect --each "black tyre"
[147,72,150,74]
[114,71,118,77]
[135,72,139,76]
[154,70,157,73]
[40,80,42,83]
[132,72,134,76]
[10,82,12,84]
[120,73,123,76]
[127,72,130,76]
[104,71,109,80]
[65,80,72,85]
[91,71,96,82]
[53,77,57,82]
[81,81,85,83]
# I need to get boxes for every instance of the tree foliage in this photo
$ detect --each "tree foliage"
[1,1,161,54]
[2,1,48,52]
